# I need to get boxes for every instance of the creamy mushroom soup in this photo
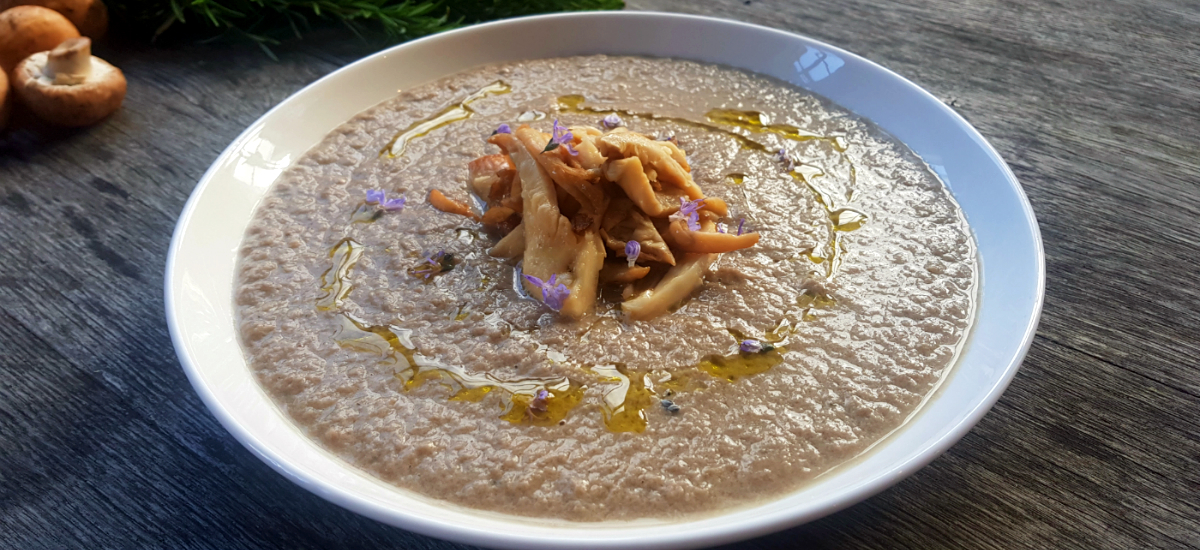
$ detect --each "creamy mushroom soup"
[235,55,978,521]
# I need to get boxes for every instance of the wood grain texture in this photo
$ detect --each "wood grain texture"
[1,0,1197,548]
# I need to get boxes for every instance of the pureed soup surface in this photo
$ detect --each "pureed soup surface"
[235,55,978,521]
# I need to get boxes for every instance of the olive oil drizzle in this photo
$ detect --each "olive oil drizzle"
[704,108,847,150]
[789,162,866,278]
[332,313,584,423]
[316,238,363,310]
[697,348,786,383]
[592,364,657,433]
[382,80,512,158]
[696,329,789,383]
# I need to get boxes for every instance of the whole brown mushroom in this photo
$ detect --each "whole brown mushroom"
[0,5,79,73]
[0,0,106,39]
[13,37,125,127]
[0,69,9,130]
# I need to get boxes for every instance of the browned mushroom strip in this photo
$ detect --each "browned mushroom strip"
[493,132,579,301]
[481,205,517,226]
[467,153,514,199]
[429,189,478,220]
[621,252,716,321]
[598,131,703,199]
[599,262,651,284]
[570,126,608,170]
[489,223,525,258]
[559,229,605,318]
[601,198,675,266]
[701,197,729,217]
[605,157,672,217]
[515,126,607,219]
[665,220,760,253]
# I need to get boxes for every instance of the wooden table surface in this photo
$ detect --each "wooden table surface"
[2,0,1198,548]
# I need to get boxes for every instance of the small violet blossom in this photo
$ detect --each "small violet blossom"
[625,240,641,268]
[528,389,550,416]
[523,273,571,312]
[408,250,455,282]
[775,148,795,171]
[493,123,512,135]
[543,119,578,156]
[669,197,706,231]
[740,339,763,353]
[601,113,623,129]
[365,189,407,211]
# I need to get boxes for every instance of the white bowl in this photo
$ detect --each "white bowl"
[165,11,1043,550]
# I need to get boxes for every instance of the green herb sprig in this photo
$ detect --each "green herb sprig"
[110,0,623,54]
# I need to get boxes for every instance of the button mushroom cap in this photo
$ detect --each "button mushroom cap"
[0,5,79,73]
[13,37,125,127]
[0,0,106,39]
[0,69,9,130]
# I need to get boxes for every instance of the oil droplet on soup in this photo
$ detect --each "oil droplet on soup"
[381,80,512,158]
[316,238,363,310]
[592,364,657,433]
[332,314,584,423]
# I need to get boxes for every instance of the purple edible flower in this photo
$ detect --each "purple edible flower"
[625,240,641,268]
[716,223,728,234]
[775,148,795,171]
[494,123,512,135]
[408,250,455,282]
[365,189,407,211]
[669,197,705,231]
[737,218,747,236]
[528,389,550,416]
[523,272,571,311]
[542,119,578,156]
[601,113,623,129]
[740,339,763,353]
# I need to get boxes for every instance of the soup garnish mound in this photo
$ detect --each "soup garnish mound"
[235,55,977,521]
[428,121,760,321]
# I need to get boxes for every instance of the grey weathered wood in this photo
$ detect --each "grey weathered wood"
[1,0,1198,548]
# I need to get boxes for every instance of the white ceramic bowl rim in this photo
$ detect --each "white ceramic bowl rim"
[166,11,1044,550]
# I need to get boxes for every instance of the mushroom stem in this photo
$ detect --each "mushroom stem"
[44,37,92,85]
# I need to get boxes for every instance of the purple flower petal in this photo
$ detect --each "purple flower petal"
[367,189,406,212]
[740,339,763,353]
[669,197,706,231]
[548,119,579,156]
[775,148,795,171]
[495,123,512,135]
[523,272,570,312]
[601,113,623,129]
[716,223,728,234]
[523,273,544,288]
[737,218,747,236]
[625,240,641,268]
[382,196,407,211]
